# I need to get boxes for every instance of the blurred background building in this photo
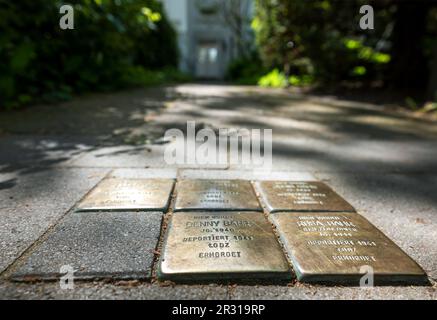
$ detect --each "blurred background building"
[161,0,254,79]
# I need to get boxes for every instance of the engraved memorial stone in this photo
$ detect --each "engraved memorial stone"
[77,178,174,211]
[255,181,355,213]
[158,211,291,281]
[174,180,261,211]
[270,212,427,284]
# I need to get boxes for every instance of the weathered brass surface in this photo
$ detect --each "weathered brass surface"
[270,212,427,284]
[77,178,174,211]
[174,180,261,211]
[158,211,291,281]
[255,181,355,212]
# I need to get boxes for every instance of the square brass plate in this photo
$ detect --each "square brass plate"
[255,181,355,213]
[158,211,291,281]
[77,178,174,211]
[174,180,261,211]
[270,212,427,284]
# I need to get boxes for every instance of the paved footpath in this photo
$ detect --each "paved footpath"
[0,84,436,299]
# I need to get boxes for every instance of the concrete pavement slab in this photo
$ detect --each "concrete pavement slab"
[109,168,178,179]
[179,170,316,181]
[0,281,229,300]
[0,168,108,274]
[67,140,228,169]
[12,211,163,281]
[232,138,437,173]
[0,135,98,173]
[230,284,437,300]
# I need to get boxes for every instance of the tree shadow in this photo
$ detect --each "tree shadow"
[0,86,181,190]
[163,84,437,207]
[1,84,437,205]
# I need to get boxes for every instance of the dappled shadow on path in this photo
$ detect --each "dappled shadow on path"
[1,84,437,209]
[1,84,436,282]
[165,85,437,141]
[154,84,437,207]
[0,86,180,189]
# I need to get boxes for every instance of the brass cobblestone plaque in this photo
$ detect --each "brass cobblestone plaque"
[158,211,291,281]
[174,180,261,211]
[270,212,427,284]
[77,178,174,211]
[255,181,355,212]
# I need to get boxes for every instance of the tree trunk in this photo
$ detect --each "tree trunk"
[389,1,429,92]
[427,43,437,101]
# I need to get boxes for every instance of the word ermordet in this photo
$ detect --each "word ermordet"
[59,265,75,290]
[164,121,272,169]
[59,5,74,30]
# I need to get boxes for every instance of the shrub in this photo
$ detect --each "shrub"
[258,69,314,88]
[0,0,179,109]
[226,53,267,85]
[258,69,288,88]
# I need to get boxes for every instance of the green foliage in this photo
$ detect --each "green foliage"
[226,53,267,85]
[405,97,418,110]
[352,66,367,76]
[227,52,314,87]
[120,66,192,87]
[421,102,437,114]
[258,69,314,88]
[0,0,179,109]
[289,74,314,86]
[253,0,395,86]
[344,38,391,65]
[258,69,288,88]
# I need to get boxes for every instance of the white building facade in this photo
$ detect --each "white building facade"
[161,0,254,79]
